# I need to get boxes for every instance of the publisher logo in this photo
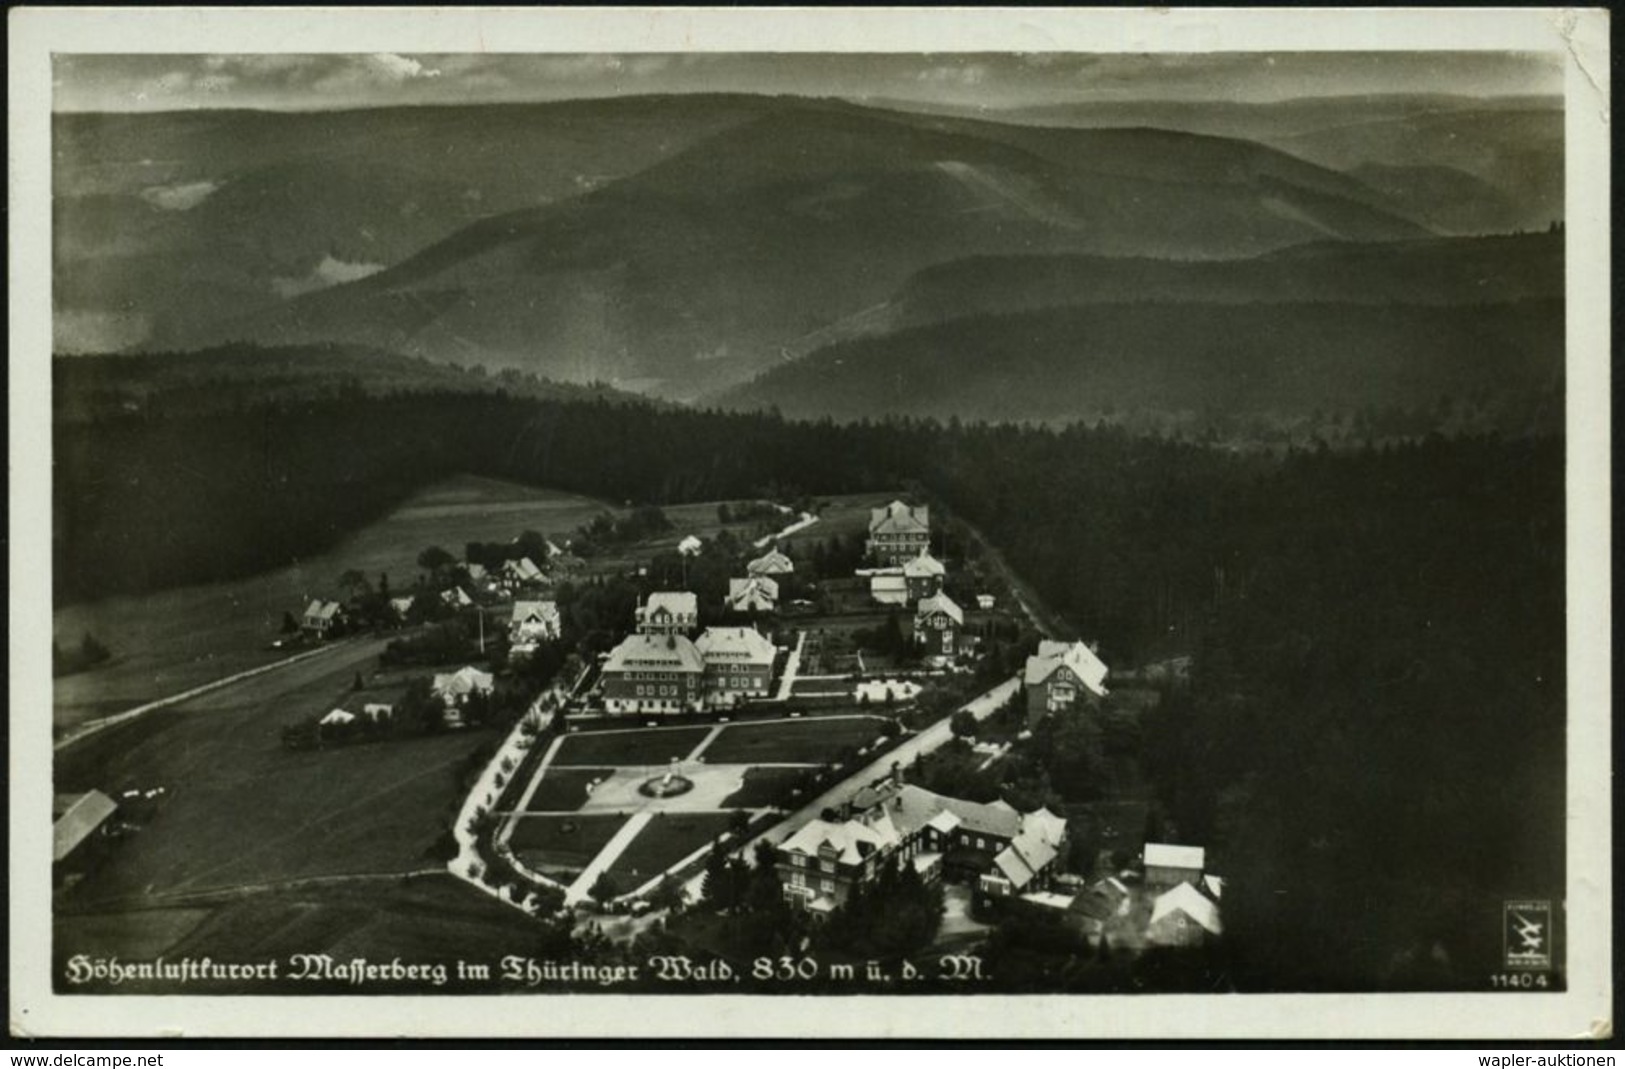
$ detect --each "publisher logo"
[1503,900,1552,969]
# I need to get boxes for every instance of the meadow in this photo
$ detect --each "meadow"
[53,475,616,732]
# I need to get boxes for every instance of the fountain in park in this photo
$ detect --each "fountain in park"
[638,756,695,799]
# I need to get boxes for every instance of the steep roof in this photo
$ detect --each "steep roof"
[677,535,704,556]
[1023,640,1109,696]
[304,599,339,621]
[321,708,356,726]
[726,576,779,609]
[432,666,495,698]
[901,551,945,578]
[603,633,704,674]
[504,557,543,580]
[641,591,698,618]
[915,592,964,626]
[747,549,794,576]
[869,500,930,536]
[880,784,1022,840]
[1150,881,1223,935]
[990,807,1067,890]
[993,825,1060,890]
[695,626,776,665]
[512,600,561,626]
[1144,842,1206,872]
[52,790,117,864]
[780,812,900,865]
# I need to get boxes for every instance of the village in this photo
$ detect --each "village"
[55,492,1223,974]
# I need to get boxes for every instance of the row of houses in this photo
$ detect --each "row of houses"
[1058,843,1223,948]
[776,777,1070,917]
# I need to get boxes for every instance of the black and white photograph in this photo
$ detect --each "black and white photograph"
[9,6,1611,1041]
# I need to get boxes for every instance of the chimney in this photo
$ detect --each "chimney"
[891,760,903,787]
[666,633,676,650]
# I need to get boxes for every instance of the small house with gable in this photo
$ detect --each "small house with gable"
[913,592,964,660]
[725,576,780,615]
[1023,640,1109,726]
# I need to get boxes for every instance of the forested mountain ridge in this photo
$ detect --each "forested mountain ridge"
[51,342,647,422]
[61,96,1434,399]
[717,297,1563,437]
[883,231,1562,327]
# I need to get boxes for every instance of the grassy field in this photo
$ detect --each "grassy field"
[780,491,907,555]
[604,812,737,889]
[553,726,712,767]
[53,475,616,732]
[54,643,491,907]
[507,814,629,879]
[720,766,814,808]
[520,767,613,812]
[701,716,891,765]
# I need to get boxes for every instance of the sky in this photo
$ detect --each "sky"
[52,51,1564,113]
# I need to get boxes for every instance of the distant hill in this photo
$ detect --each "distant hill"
[987,94,1563,235]
[51,342,642,423]
[184,99,1427,399]
[716,299,1563,434]
[886,232,1563,328]
[52,95,780,354]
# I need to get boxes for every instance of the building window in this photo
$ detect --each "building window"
[793,855,806,868]
[790,872,805,888]
[820,859,835,874]
[820,879,834,894]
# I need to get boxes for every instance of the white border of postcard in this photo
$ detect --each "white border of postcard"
[9,5,1611,1040]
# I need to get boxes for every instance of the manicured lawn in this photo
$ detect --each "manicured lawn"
[701,716,890,765]
[553,726,712,767]
[521,767,614,812]
[719,766,814,809]
[603,812,737,889]
[507,814,629,878]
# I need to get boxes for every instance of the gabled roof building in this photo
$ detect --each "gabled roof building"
[867,500,931,565]
[1023,640,1110,726]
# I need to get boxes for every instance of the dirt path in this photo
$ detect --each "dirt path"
[955,518,1071,640]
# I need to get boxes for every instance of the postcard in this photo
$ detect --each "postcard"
[9,5,1611,1040]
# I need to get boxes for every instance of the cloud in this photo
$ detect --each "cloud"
[365,53,441,81]
[140,180,221,211]
[915,62,990,87]
[271,255,385,298]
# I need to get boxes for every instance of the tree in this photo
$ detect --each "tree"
[79,632,110,666]
[949,709,977,739]
[417,545,456,577]
[589,871,621,905]
[337,568,371,601]
[280,611,300,635]
[650,874,687,913]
